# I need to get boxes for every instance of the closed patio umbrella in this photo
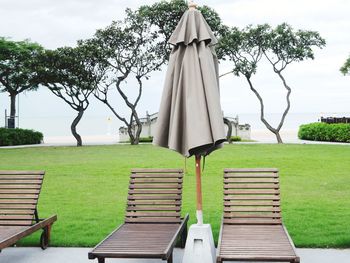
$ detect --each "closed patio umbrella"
[153,2,225,262]
[153,1,225,224]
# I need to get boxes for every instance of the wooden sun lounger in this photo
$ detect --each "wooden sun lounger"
[0,171,57,251]
[216,168,300,263]
[88,168,189,263]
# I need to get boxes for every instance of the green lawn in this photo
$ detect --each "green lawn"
[0,144,349,248]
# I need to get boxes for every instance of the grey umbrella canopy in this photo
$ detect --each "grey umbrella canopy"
[153,8,226,158]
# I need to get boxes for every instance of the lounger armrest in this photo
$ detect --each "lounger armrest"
[282,223,300,262]
[0,215,57,250]
[216,216,224,262]
[181,213,190,224]
[36,215,57,227]
[163,213,189,259]
[27,215,57,235]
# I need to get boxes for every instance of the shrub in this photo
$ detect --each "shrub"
[230,136,242,142]
[138,136,153,143]
[298,123,350,143]
[0,128,43,146]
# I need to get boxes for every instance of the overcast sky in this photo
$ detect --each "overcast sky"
[0,0,349,135]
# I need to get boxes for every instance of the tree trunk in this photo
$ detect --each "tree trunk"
[275,132,283,144]
[275,71,292,132]
[10,93,17,118]
[115,78,143,145]
[223,118,233,144]
[131,111,142,145]
[133,127,141,145]
[246,77,284,143]
[71,108,84,147]
[127,114,142,145]
[128,125,136,145]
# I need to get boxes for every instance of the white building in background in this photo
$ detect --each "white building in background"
[119,112,158,142]
[224,116,251,140]
[119,112,251,142]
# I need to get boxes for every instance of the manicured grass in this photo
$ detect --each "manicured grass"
[0,144,349,248]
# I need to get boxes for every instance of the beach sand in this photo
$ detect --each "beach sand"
[2,129,347,148]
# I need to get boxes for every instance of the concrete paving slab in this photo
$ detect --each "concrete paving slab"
[1,247,350,263]
[0,247,182,263]
[297,248,350,262]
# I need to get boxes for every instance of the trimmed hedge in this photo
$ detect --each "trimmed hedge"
[139,136,153,143]
[121,136,154,143]
[230,136,242,142]
[298,122,350,143]
[0,128,43,146]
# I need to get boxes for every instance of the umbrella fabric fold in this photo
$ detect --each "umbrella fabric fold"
[168,9,218,46]
[153,9,226,158]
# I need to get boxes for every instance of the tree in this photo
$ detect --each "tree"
[137,0,227,60]
[340,56,350,75]
[219,24,325,143]
[0,37,43,126]
[88,8,166,145]
[37,44,104,146]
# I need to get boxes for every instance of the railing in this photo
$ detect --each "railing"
[4,109,18,129]
[320,117,350,124]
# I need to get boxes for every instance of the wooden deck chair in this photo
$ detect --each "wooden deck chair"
[216,168,300,263]
[0,171,57,251]
[88,168,189,263]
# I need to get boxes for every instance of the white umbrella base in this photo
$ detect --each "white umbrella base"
[182,223,216,263]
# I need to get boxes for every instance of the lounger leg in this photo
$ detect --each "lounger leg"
[167,252,173,263]
[98,257,105,263]
[47,224,52,242]
[180,223,188,248]
[40,224,52,250]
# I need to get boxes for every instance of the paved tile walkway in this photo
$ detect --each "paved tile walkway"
[1,247,350,263]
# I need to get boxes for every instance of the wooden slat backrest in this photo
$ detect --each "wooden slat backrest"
[125,168,183,224]
[0,171,45,226]
[223,168,282,225]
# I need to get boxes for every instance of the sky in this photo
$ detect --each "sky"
[0,0,349,136]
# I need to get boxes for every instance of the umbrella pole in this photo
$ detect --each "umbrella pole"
[183,154,215,263]
[195,155,203,225]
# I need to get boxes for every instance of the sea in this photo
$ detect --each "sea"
[3,111,349,143]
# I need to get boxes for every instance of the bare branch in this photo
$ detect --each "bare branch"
[219,71,234,78]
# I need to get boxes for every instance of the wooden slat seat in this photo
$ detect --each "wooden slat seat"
[217,168,300,263]
[0,226,27,243]
[0,171,57,251]
[89,168,189,263]
[91,224,180,258]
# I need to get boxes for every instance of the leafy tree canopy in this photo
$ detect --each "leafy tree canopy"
[0,37,43,94]
[262,23,326,72]
[0,37,44,120]
[136,0,226,59]
[340,56,350,75]
[36,44,104,98]
[218,23,326,77]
